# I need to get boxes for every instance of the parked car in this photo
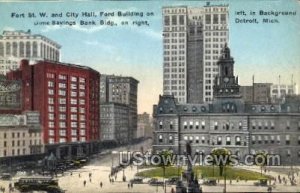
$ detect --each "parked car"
[148,178,164,186]
[254,178,268,186]
[203,179,217,186]
[166,177,179,185]
[129,177,143,184]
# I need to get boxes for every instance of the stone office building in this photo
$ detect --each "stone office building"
[153,45,300,165]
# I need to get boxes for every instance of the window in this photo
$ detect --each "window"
[195,136,199,144]
[169,136,173,144]
[239,122,242,129]
[59,74,67,80]
[71,91,77,97]
[59,130,66,136]
[235,136,241,145]
[48,81,54,87]
[49,138,55,144]
[48,121,54,128]
[79,91,85,97]
[264,136,269,144]
[226,136,231,145]
[80,122,86,128]
[298,136,300,145]
[252,122,256,129]
[71,107,77,112]
[79,77,85,83]
[169,121,173,129]
[59,122,66,128]
[159,121,163,129]
[217,136,222,145]
[59,98,66,104]
[59,114,66,120]
[70,99,77,105]
[71,114,77,120]
[59,90,66,96]
[59,83,66,88]
[277,135,281,144]
[48,98,54,104]
[71,84,77,90]
[158,135,163,143]
[286,121,290,130]
[189,136,193,143]
[195,121,199,129]
[271,136,275,144]
[79,99,85,105]
[79,85,85,90]
[80,129,85,135]
[71,122,77,128]
[48,113,54,120]
[164,16,170,25]
[286,135,290,145]
[252,136,256,144]
[201,136,205,144]
[184,121,187,129]
[48,89,54,95]
[214,122,218,130]
[79,108,85,113]
[201,121,205,129]
[189,121,193,129]
[59,106,66,112]
[71,76,77,82]
[48,105,54,112]
[48,130,54,136]
[59,138,66,143]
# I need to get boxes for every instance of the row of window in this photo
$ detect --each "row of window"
[2,132,40,138]
[48,129,86,136]
[3,139,41,147]
[48,105,85,113]
[48,113,85,121]
[46,73,86,83]
[48,137,86,144]
[48,121,86,128]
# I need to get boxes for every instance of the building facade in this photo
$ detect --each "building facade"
[137,112,153,139]
[100,103,129,144]
[0,111,44,159]
[2,59,100,158]
[153,45,300,165]
[271,84,298,103]
[0,30,61,75]
[100,75,139,142]
[162,3,229,104]
[240,83,272,104]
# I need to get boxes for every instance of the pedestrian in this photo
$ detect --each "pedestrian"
[171,187,175,193]
[84,180,86,187]
[131,183,133,188]
[128,183,130,189]
[100,182,103,188]
[71,172,73,176]
[79,173,81,178]
[90,178,92,183]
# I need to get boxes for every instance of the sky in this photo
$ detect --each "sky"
[0,0,299,114]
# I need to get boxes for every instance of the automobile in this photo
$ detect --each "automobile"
[203,179,217,186]
[166,177,179,185]
[148,178,164,186]
[254,178,268,186]
[129,177,143,184]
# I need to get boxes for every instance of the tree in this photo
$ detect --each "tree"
[210,148,231,176]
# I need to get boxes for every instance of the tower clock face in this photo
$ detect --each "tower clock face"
[223,77,229,83]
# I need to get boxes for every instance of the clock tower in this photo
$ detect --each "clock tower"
[213,43,241,98]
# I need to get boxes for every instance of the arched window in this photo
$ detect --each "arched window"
[235,136,241,145]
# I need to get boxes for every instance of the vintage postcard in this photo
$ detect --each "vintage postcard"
[0,0,299,192]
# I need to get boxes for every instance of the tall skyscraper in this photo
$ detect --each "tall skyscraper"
[162,3,229,103]
[100,75,139,142]
[0,30,61,75]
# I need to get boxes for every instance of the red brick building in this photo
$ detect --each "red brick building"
[4,59,100,156]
